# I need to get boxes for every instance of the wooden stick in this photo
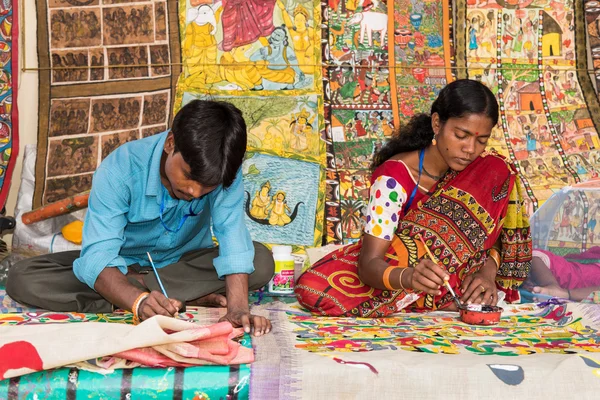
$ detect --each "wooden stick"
[21,192,90,225]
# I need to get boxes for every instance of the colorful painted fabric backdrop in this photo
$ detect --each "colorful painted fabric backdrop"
[30,0,600,248]
[322,0,454,243]
[174,0,326,247]
[459,0,600,215]
[0,1,17,212]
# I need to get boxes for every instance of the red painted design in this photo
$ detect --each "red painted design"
[333,357,379,375]
[0,341,44,379]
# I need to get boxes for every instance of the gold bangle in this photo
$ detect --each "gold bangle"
[398,268,408,291]
[132,292,150,324]
[382,266,399,291]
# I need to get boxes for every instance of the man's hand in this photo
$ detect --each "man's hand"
[220,308,271,336]
[139,290,184,321]
[223,273,272,337]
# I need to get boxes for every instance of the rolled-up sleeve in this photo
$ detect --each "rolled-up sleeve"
[209,168,255,278]
[73,166,130,289]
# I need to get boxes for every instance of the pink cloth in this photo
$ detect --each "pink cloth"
[114,323,253,367]
[221,0,277,52]
[112,337,253,367]
[534,247,600,289]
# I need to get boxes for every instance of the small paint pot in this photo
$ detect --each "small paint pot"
[459,305,503,325]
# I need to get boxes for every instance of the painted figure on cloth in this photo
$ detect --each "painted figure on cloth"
[289,109,314,151]
[250,181,272,219]
[183,4,222,85]
[249,26,307,90]
[295,80,532,317]
[277,1,315,74]
[220,0,277,52]
[219,44,263,90]
[267,191,292,226]
[245,183,304,227]
[468,16,480,58]
[8,100,275,337]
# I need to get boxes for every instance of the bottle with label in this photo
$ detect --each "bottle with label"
[268,245,295,295]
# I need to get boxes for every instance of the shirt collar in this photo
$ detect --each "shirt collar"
[146,131,168,205]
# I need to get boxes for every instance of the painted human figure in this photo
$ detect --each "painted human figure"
[249,27,306,90]
[183,5,221,85]
[267,191,292,226]
[250,181,272,219]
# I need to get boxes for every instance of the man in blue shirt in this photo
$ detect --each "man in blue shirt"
[8,100,275,336]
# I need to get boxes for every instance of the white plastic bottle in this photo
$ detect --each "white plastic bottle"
[268,245,295,295]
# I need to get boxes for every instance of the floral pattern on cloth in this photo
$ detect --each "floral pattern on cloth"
[289,302,600,356]
[364,175,408,240]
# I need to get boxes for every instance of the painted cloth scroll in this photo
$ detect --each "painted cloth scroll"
[175,0,326,247]
[33,0,178,208]
[322,0,453,244]
[0,1,17,212]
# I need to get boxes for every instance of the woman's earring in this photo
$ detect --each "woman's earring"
[432,136,437,146]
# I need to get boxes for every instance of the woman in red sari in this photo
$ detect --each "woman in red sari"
[295,80,532,317]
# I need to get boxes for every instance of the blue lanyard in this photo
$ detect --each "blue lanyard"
[159,191,199,233]
[404,148,424,213]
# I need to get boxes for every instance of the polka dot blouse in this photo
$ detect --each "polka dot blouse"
[364,160,421,241]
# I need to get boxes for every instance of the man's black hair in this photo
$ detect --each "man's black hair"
[171,100,247,188]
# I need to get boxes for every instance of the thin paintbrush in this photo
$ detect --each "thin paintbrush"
[416,234,463,309]
[146,252,182,315]
[147,252,169,298]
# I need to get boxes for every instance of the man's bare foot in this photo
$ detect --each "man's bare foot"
[533,284,569,299]
[187,293,227,307]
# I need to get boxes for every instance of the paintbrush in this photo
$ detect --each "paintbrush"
[146,252,181,316]
[416,234,463,310]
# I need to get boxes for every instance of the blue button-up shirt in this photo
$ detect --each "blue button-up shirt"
[73,131,255,289]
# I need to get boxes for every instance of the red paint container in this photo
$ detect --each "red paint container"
[459,305,503,325]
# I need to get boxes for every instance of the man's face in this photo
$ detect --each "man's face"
[271,29,285,44]
[162,133,217,201]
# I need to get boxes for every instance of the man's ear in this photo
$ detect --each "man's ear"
[164,131,175,153]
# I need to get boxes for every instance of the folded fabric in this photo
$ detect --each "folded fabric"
[0,316,253,379]
[113,324,253,367]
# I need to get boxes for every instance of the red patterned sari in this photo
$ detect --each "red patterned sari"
[295,151,532,317]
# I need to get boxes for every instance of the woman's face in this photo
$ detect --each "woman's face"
[433,113,494,172]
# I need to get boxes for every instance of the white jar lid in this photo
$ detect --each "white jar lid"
[272,245,292,255]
